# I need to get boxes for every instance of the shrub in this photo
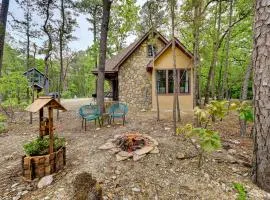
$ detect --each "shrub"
[233,182,247,200]
[61,90,72,99]
[177,124,221,167]
[0,123,7,134]
[0,114,6,122]
[23,136,65,156]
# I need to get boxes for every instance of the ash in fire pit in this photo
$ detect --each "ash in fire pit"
[114,134,148,152]
[99,133,159,161]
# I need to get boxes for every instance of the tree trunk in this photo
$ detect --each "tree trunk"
[93,6,98,68]
[43,0,53,95]
[222,0,233,100]
[58,0,65,119]
[170,0,178,135]
[204,0,221,105]
[193,0,201,107]
[239,64,252,136]
[252,0,270,192]
[0,0,9,77]
[97,0,112,115]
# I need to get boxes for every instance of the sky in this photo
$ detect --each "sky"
[7,0,147,52]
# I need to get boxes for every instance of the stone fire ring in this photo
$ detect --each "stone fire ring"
[98,133,159,161]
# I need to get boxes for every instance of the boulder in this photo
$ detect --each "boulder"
[37,175,53,189]
[134,146,154,156]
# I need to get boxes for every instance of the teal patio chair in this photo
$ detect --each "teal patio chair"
[108,103,128,125]
[79,105,101,131]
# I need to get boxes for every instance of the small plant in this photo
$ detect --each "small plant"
[0,114,7,122]
[206,100,229,121]
[23,136,65,156]
[0,123,7,134]
[233,182,247,200]
[177,124,221,167]
[230,101,254,136]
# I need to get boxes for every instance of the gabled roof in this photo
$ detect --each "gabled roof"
[25,96,67,113]
[92,30,168,74]
[147,37,193,69]
[23,67,48,79]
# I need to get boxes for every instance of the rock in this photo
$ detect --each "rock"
[12,196,21,200]
[134,146,154,156]
[228,149,236,155]
[150,147,159,154]
[132,187,141,192]
[111,176,117,180]
[243,173,249,177]
[133,154,146,161]
[144,135,159,146]
[13,192,22,200]
[141,109,146,112]
[109,147,121,154]
[21,191,28,196]
[73,172,102,200]
[4,152,17,161]
[222,143,232,150]
[99,142,115,150]
[118,151,133,157]
[176,153,186,159]
[204,173,210,181]
[96,128,101,131]
[226,155,236,163]
[115,170,121,175]
[116,154,130,161]
[11,183,19,188]
[37,175,53,189]
[164,127,171,131]
[231,140,240,144]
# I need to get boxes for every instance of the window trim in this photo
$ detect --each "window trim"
[156,68,191,96]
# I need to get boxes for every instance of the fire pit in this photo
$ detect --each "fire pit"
[99,133,159,161]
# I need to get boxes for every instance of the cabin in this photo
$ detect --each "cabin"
[23,68,49,92]
[92,30,194,111]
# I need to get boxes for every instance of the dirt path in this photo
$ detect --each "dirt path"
[0,98,268,200]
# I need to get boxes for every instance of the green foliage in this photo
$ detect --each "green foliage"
[230,101,254,122]
[0,123,7,134]
[233,183,247,200]
[194,107,208,124]
[206,100,229,120]
[0,114,7,122]
[61,90,72,99]
[0,72,28,105]
[23,136,65,156]
[177,124,221,153]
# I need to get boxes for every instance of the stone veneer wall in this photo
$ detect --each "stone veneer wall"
[118,38,165,110]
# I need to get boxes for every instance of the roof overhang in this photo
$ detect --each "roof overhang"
[25,96,67,113]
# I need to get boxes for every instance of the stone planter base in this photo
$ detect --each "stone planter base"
[22,147,66,180]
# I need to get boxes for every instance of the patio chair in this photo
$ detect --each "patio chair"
[79,105,101,131]
[108,103,128,125]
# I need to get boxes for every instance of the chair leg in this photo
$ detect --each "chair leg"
[98,118,101,128]
[81,118,84,128]
[85,119,87,131]
[95,119,96,125]
[123,115,125,126]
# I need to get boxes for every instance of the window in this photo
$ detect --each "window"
[179,70,189,93]
[168,70,174,93]
[147,45,156,57]
[156,70,166,94]
[156,69,190,94]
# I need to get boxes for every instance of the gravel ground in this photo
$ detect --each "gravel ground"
[0,98,269,200]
